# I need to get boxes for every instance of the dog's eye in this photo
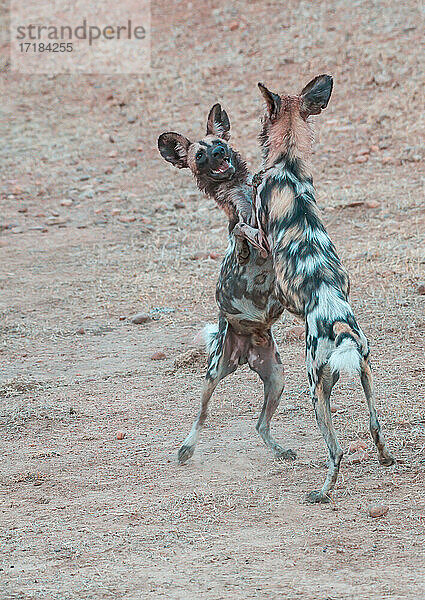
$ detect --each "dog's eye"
[196,151,205,162]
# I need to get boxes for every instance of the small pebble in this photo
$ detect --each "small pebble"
[229,21,239,30]
[416,283,425,295]
[365,200,380,208]
[150,351,167,361]
[118,215,136,223]
[368,504,389,518]
[131,313,150,324]
[347,450,368,464]
[111,208,121,216]
[174,201,185,209]
[119,315,126,321]
[17,206,28,213]
[116,431,126,440]
[127,116,137,124]
[355,155,368,163]
[286,326,304,340]
[61,199,73,207]
[76,328,85,335]
[209,251,220,260]
[348,439,368,454]
[330,405,338,413]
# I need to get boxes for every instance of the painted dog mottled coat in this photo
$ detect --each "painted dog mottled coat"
[158,105,295,463]
[246,75,395,502]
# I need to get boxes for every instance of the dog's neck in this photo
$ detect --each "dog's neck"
[194,154,252,231]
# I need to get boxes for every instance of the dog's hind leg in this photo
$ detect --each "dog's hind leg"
[306,359,342,504]
[178,320,239,464]
[360,361,395,466]
[247,334,296,460]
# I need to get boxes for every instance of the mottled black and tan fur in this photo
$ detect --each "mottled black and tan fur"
[158,106,295,464]
[246,75,395,502]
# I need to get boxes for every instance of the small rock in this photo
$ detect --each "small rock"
[118,215,136,223]
[356,146,370,156]
[365,200,380,209]
[286,326,304,341]
[190,251,208,260]
[29,226,48,232]
[229,21,239,30]
[116,431,126,440]
[355,155,368,164]
[128,159,138,168]
[79,175,90,181]
[119,315,126,321]
[381,156,395,165]
[151,351,167,361]
[374,72,392,86]
[174,201,185,209]
[46,216,67,226]
[104,167,113,174]
[17,206,28,213]
[111,208,121,216]
[348,439,368,454]
[11,227,23,234]
[417,283,425,295]
[60,199,73,207]
[127,116,137,124]
[209,251,220,260]
[368,504,389,518]
[137,146,143,152]
[76,328,85,335]
[347,450,368,464]
[369,145,379,152]
[330,405,338,414]
[108,151,118,158]
[109,134,115,143]
[131,313,150,324]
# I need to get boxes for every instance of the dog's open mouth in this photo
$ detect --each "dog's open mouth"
[211,158,230,174]
[210,158,234,178]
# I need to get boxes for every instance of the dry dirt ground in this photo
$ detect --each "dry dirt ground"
[1,1,425,598]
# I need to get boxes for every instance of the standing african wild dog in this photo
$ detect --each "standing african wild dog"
[246,74,395,502]
[158,105,296,463]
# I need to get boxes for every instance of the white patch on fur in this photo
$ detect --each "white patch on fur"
[328,338,361,376]
[199,323,219,353]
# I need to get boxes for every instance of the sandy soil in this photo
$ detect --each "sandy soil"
[1,1,424,598]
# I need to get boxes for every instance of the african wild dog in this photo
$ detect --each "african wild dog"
[158,105,295,463]
[243,75,395,502]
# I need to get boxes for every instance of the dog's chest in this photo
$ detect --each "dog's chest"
[216,240,284,327]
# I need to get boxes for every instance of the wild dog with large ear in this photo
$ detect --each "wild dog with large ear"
[250,74,395,503]
[157,107,293,467]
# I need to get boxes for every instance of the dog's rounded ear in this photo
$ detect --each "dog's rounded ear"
[300,74,333,118]
[258,83,281,119]
[157,132,191,168]
[206,104,231,140]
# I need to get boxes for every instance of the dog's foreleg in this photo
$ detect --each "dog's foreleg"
[306,362,342,504]
[232,222,269,258]
[360,361,395,466]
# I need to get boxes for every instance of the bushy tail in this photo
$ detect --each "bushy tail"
[196,323,219,354]
[328,322,362,376]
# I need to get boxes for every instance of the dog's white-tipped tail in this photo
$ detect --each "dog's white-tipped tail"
[193,323,219,354]
[328,337,361,376]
